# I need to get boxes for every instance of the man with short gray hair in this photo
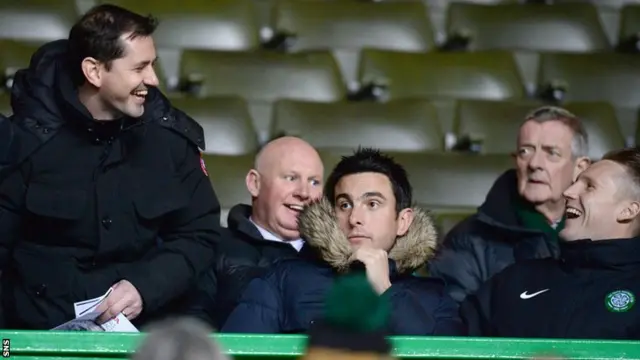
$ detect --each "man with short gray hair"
[429,106,591,303]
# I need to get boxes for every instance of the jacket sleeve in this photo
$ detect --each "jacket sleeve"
[117,143,222,313]
[384,280,466,336]
[459,271,496,337]
[0,163,27,270]
[428,222,485,303]
[182,267,219,328]
[221,273,282,333]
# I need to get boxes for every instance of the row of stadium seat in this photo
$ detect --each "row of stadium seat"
[2,0,640,53]
[3,42,639,141]
[0,93,629,160]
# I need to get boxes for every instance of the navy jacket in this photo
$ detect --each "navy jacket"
[222,198,465,336]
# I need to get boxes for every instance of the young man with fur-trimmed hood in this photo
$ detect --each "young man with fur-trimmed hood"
[221,148,465,335]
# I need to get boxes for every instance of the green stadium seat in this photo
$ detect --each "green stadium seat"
[0,0,78,42]
[180,50,345,102]
[358,49,525,101]
[618,4,640,46]
[102,0,260,51]
[0,92,11,116]
[170,96,259,155]
[202,154,253,225]
[0,40,41,91]
[271,99,443,152]
[272,0,435,52]
[454,100,625,160]
[388,152,513,211]
[446,3,610,52]
[538,53,640,108]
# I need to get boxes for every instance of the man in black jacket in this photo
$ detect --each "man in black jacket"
[222,148,464,335]
[184,136,324,329]
[429,106,591,302]
[461,147,640,339]
[0,4,221,329]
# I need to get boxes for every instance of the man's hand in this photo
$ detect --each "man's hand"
[353,246,392,294]
[95,280,143,324]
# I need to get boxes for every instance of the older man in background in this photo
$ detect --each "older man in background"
[429,106,591,302]
[185,136,324,328]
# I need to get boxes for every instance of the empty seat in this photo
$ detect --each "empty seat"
[388,152,513,210]
[271,99,443,152]
[618,4,640,46]
[0,40,41,91]
[0,0,78,42]
[203,154,253,224]
[180,50,346,102]
[538,53,640,108]
[455,100,624,160]
[170,96,259,155]
[102,0,260,51]
[0,92,11,115]
[272,0,435,52]
[358,49,525,101]
[446,3,610,52]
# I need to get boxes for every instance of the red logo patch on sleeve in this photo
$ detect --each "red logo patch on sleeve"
[200,153,208,177]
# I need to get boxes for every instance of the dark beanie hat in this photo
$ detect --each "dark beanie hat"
[305,272,392,355]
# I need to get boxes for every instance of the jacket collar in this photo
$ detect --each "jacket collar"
[561,237,640,272]
[297,197,438,274]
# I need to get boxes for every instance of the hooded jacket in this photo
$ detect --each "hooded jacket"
[221,198,465,335]
[183,204,301,329]
[0,40,221,329]
[428,169,560,302]
[461,237,640,339]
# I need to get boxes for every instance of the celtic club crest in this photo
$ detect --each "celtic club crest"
[605,290,636,313]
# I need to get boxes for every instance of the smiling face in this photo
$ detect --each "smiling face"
[333,172,412,252]
[561,160,640,241]
[82,33,160,120]
[247,138,324,240]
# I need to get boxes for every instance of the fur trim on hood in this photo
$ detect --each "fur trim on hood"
[298,197,438,274]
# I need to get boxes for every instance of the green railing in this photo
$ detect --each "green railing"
[0,331,639,360]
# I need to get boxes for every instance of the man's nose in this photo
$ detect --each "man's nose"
[145,67,160,87]
[563,183,579,200]
[348,206,364,227]
[528,150,545,170]
[293,182,310,200]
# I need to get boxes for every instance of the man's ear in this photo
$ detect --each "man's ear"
[395,208,414,237]
[617,201,640,223]
[245,169,260,198]
[81,57,103,88]
[573,156,591,182]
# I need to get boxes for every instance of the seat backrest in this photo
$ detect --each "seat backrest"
[446,3,610,52]
[273,0,434,52]
[359,49,525,101]
[538,53,640,108]
[455,99,624,160]
[0,0,78,42]
[390,152,513,209]
[170,96,259,155]
[180,50,346,102]
[619,4,640,45]
[102,0,260,51]
[203,154,253,210]
[271,99,443,152]
[0,40,40,81]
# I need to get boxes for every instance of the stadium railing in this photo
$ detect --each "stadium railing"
[0,331,638,360]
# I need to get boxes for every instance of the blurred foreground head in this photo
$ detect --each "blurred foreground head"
[132,317,229,360]
[303,273,394,360]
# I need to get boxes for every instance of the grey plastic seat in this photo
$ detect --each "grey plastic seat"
[0,0,78,42]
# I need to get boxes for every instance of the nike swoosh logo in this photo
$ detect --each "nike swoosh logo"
[520,289,550,299]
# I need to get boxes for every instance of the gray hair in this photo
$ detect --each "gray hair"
[132,317,230,360]
[523,106,589,159]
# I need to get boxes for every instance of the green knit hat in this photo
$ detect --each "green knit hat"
[306,272,392,354]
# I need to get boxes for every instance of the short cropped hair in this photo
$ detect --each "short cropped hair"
[522,106,589,158]
[602,147,640,200]
[324,148,412,214]
[67,4,158,85]
[133,317,229,360]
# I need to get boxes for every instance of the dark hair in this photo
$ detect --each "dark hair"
[68,4,158,85]
[602,147,640,195]
[324,148,412,214]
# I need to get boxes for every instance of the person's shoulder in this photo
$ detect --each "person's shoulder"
[493,258,558,282]
[146,90,205,151]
